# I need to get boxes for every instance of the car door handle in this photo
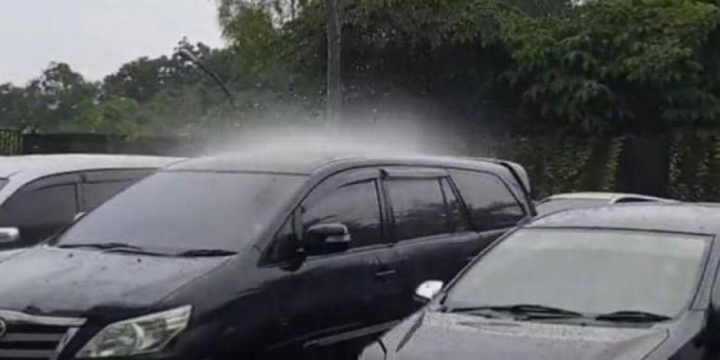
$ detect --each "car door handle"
[375,269,397,278]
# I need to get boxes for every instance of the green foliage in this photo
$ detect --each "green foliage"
[501,0,720,131]
[5,0,720,137]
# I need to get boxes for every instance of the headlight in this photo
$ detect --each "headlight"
[77,305,192,358]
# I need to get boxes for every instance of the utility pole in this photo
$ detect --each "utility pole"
[326,0,342,126]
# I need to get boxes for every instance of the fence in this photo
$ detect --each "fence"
[0,130,201,157]
[0,130,23,155]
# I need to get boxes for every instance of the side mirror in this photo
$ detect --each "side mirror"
[0,227,20,244]
[305,223,351,254]
[415,280,444,303]
[307,223,351,244]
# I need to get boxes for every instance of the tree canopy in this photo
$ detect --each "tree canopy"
[2,0,720,135]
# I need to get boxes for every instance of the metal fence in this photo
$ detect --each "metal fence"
[0,129,23,155]
[0,129,200,157]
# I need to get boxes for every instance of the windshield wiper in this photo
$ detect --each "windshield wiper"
[447,304,584,319]
[57,242,165,256]
[595,311,672,323]
[58,242,144,251]
[174,249,237,257]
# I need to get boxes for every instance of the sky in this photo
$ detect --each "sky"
[0,0,226,85]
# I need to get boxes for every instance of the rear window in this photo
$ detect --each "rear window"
[58,171,306,253]
[386,178,448,241]
[451,170,525,230]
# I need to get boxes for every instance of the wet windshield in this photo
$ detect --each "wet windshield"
[445,229,710,318]
[56,171,305,254]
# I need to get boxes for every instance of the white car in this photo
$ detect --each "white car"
[0,154,184,249]
[536,192,676,215]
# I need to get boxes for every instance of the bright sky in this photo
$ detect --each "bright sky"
[0,0,225,85]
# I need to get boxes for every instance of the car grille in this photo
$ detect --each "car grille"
[0,311,84,360]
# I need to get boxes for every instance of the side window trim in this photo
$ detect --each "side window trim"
[260,167,387,266]
[440,177,475,233]
[449,168,528,231]
[79,169,155,212]
[449,168,528,216]
[19,172,82,214]
[380,167,456,243]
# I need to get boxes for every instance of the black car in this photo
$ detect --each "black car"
[0,151,532,360]
[361,203,720,360]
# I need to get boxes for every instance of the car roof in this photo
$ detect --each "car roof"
[529,203,720,234]
[0,154,185,180]
[543,192,669,202]
[169,150,514,176]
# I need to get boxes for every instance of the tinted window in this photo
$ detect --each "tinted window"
[302,180,382,249]
[58,172,306,253]
[82,169,155,210]
[441,178,471,233]
[386,178,448,241]
[0,176,78,227]
[268,217,298,262]
[451,170,525,230]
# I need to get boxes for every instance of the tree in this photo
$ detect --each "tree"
[23,63,98,131]
[500,0,720,132]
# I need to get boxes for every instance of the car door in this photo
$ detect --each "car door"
[381,167,476,310]
[278,168,403,349]
[79,169,155,212]
[449,169,528,255]
[0,173,81,248]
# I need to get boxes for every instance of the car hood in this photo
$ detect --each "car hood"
[386,312,669,360]
[0,247,228,316]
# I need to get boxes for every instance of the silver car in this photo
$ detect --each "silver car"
[535,192,676,215]
[0,154,184,249]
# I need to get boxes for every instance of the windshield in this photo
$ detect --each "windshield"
[535,199,609,215]
[57,171,305,253]
[445,229,710,318]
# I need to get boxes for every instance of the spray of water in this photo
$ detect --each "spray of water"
[191,94,502,160]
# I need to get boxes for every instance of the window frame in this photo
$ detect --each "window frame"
[261,167,390,266]
[379,167,464,244]
[448,168,528,231]
[0,172,82,226]
[79,168,156,211]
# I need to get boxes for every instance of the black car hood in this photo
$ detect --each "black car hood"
[0,247,228,316]
[386,312,669,360]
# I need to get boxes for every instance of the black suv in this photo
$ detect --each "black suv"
[0,151,533,360]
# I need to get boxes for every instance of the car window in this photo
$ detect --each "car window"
[58,172,306,253]
[301,179,383,250]
[82,169,155,210]
[0,174,78,227]
[451,170,525,230]
[386,178,449,241]
[441,178,471,233]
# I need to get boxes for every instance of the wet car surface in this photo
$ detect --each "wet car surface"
[0,150,533,360]
[362,204,720,360]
